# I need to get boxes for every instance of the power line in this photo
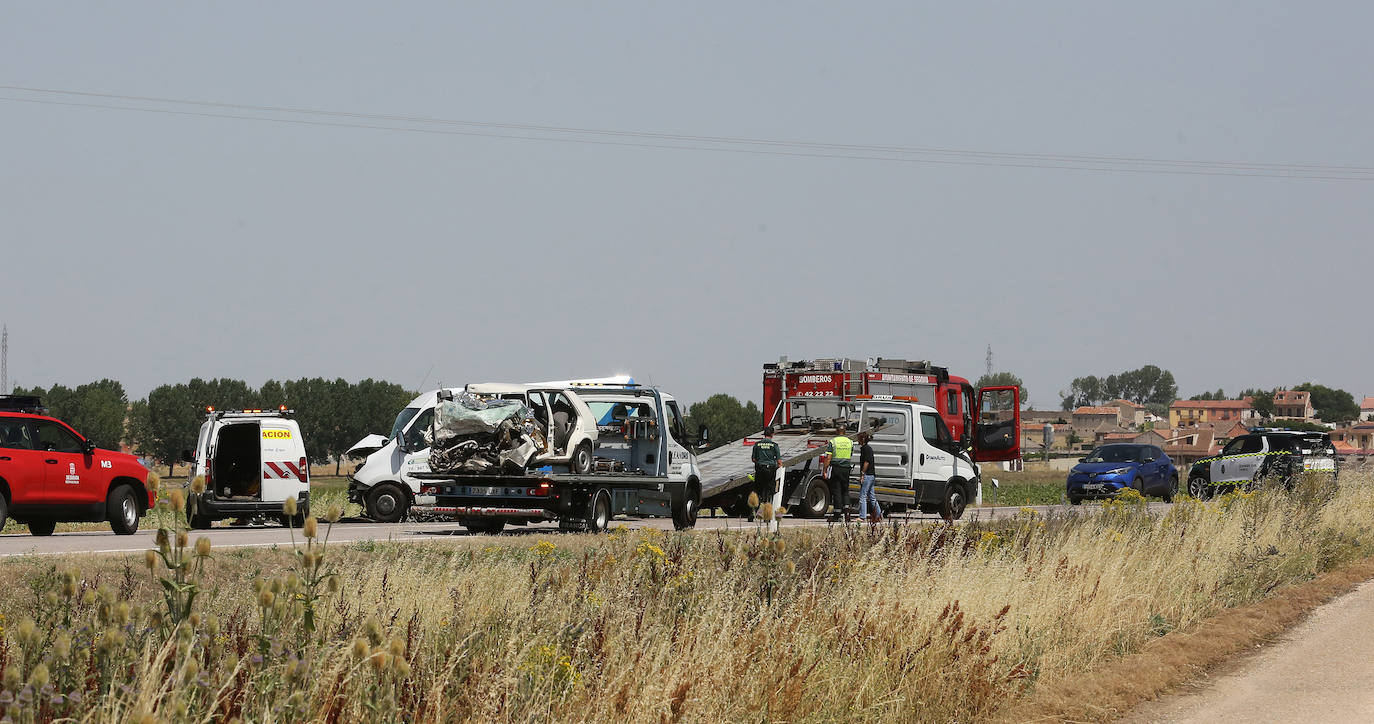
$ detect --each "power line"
[2,85,1371,180]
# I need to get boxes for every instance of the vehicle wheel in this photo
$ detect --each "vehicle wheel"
[279,506,307,529]
[585,488,612,533]
[672,482,700,530]
[185,495,212,529]
[798,474,830,518]
[570,441,594,475]
[1163,476,1178,503]
[939,483,967,521]
[1131,476,1143,495]
[108,485,140,535]
[0,494,8,529]
[1188,476,1211,500]
[1069,496,1083,506]
[367,484,407,523]
[462,518,506,535]
[28,519,56,537]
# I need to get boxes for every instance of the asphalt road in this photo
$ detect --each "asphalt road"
[0,502,1172,558]
[1122,577,1374,723]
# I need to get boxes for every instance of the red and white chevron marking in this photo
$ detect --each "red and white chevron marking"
[263,461,306,481]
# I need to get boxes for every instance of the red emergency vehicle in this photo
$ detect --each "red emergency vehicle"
[0,396,155,536]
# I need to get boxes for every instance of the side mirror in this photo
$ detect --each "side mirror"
[1078,457,1087,462]
[181,449,194,463]
[395,434,409,454]
[84,439,97,455]
[697,425,710,446]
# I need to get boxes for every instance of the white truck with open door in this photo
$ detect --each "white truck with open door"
[698,385,1020,519]
[855,387,1019,518]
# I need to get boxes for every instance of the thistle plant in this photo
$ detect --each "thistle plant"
[147,485,211,636]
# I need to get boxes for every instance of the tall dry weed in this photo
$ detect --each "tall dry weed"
[0,474,1371,722]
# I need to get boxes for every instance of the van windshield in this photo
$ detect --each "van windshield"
[390,408,420,440]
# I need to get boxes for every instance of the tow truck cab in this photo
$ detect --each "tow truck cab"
[857,389,1020,518]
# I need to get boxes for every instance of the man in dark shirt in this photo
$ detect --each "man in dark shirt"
[857,431,881,523]
[750,426,782,522]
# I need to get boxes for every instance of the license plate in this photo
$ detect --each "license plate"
[1082,484,1105,492]
[1304,460,1335,471]
[474,486,502,495]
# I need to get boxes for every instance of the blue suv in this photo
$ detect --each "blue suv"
[1066,443,1178,504]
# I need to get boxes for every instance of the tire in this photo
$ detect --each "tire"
[279,504,308,529]
[186,495,212,530]
[462,518,506,535]
[585,488,612,533]
[672,482,700,530]
[798,474,830,519]
[940,483,967,521]
[1188,476,1211,500]
[1069,496,1083,506]
[0,494,8,529]
[108,485,140,535]
[367,484,407,523]
[570,442,594,475]
[1163,476,1178,504]
[28,519,56,537]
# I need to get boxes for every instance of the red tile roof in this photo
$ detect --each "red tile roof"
[1074,406,1120,415]
[1274,390,1311,404]
[1110,399,1145,408]
[1361,397,1374,410]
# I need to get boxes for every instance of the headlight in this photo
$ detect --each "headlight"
[1104,467,1132,476]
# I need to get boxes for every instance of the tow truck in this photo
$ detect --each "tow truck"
[419,385,704,534]
[697,358,1021,519]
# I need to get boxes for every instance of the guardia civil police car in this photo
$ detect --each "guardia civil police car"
[1185,428,1337,499]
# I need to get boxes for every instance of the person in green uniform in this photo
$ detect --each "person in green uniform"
[824,424,854,522]
[750,426,781,522]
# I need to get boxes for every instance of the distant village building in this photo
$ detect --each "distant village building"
[1160,428,1219,466]
[1273,390,1315,420]
[1361,397,1374,422]
[1168,399,1256,428]
[1073,406,1121,428]
[1108,399,1147,428]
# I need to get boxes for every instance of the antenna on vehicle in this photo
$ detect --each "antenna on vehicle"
[1,324,7,396]
[415,364,435,392]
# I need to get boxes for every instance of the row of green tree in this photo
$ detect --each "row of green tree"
[1189,383,1362,423]
[14,378,415,474]
[1059,365,1178,414]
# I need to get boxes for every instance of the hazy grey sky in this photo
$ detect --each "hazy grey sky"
[3,2,1371,411]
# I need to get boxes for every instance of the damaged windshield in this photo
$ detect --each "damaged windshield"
[390,407,420,441]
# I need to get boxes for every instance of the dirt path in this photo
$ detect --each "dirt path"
[1122,577,1374,723]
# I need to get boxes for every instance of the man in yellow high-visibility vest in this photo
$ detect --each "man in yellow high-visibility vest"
[824,424,854,523]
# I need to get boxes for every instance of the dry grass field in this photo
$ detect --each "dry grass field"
[0,473,1367,722]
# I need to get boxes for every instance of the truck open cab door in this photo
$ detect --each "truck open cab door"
[973,386,1021,462]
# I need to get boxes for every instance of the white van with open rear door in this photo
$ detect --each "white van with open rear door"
[184,407,310,528]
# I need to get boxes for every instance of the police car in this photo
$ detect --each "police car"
[1185,428,1338,499]
[0,395,154,536]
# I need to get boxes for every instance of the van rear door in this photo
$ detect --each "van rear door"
[259,422,306,501]
[974,386,1021,462]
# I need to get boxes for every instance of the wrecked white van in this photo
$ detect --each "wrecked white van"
[347,380,608,522]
